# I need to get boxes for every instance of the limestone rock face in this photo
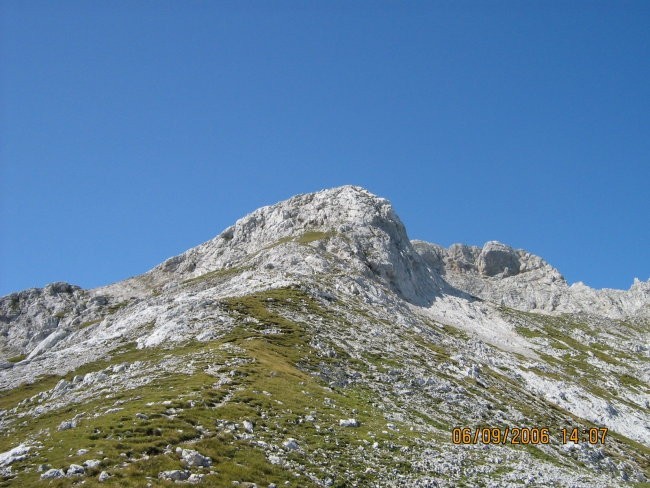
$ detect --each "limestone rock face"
[148,185,442,305]
[477,241,521,277]
[0,283,83,357]
[0,281,127,362]
[413,239,648,318]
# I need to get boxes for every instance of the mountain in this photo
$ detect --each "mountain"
[1,185,648,487]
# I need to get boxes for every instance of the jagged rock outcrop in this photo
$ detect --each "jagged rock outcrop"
[0,283,83,357]
[0,281,125,363]
[413,239,649,318]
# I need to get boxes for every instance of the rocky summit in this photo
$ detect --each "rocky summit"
[0,185,648,487]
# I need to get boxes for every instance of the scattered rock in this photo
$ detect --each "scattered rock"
[58,420,77,431]
[282,438,299,450]
[188,473,205,483]
[84,459,102,469]
[465,364,480,379]
[339,418,360,427]
[180,448,212,467]
[52,379,71,394]
[0,444,31,467]
[40,468,65,479]
[159,469,191,481]
[98,471,110,482]
[112,363,128,373]
[66,464,85,476]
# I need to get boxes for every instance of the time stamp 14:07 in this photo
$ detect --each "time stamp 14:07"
[451,427,608,445]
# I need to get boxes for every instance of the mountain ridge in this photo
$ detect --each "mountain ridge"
[0,186,648,487]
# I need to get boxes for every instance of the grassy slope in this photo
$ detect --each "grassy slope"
[0,288,422,487]
[2,290,648,487]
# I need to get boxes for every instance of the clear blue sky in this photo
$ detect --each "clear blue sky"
[1,1,648,295]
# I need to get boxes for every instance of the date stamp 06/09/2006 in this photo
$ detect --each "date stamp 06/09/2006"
[451,426,608,446]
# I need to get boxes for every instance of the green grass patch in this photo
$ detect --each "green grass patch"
[182,266,247,286]
[107,301,129,314]
[79,318,102,329]
[267,231,337,250]
[619,373,647,390]
[0,374,61,412]
[296,231,336,244]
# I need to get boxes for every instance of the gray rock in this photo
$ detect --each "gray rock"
[465,364,480,379]
[180,448,212,467]
[159,469,191,481]
[98,470,110,482]
[477,241,521,277]
[46,282,78,295]
[40,468,65,479]
[606,404,619,417]
[52,379,70,394]
[282,438,299,450]
[84,459,102,469]
[66,464,85,476]
[57,420,77,431]
[112,363,128,373]
[0,444,30,468]
[339,418,360,427]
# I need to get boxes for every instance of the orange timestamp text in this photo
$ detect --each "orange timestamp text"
[451,426,608,445]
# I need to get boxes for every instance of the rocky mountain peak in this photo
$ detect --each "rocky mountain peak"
[215,185,407,253]
[141,185,440,305]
